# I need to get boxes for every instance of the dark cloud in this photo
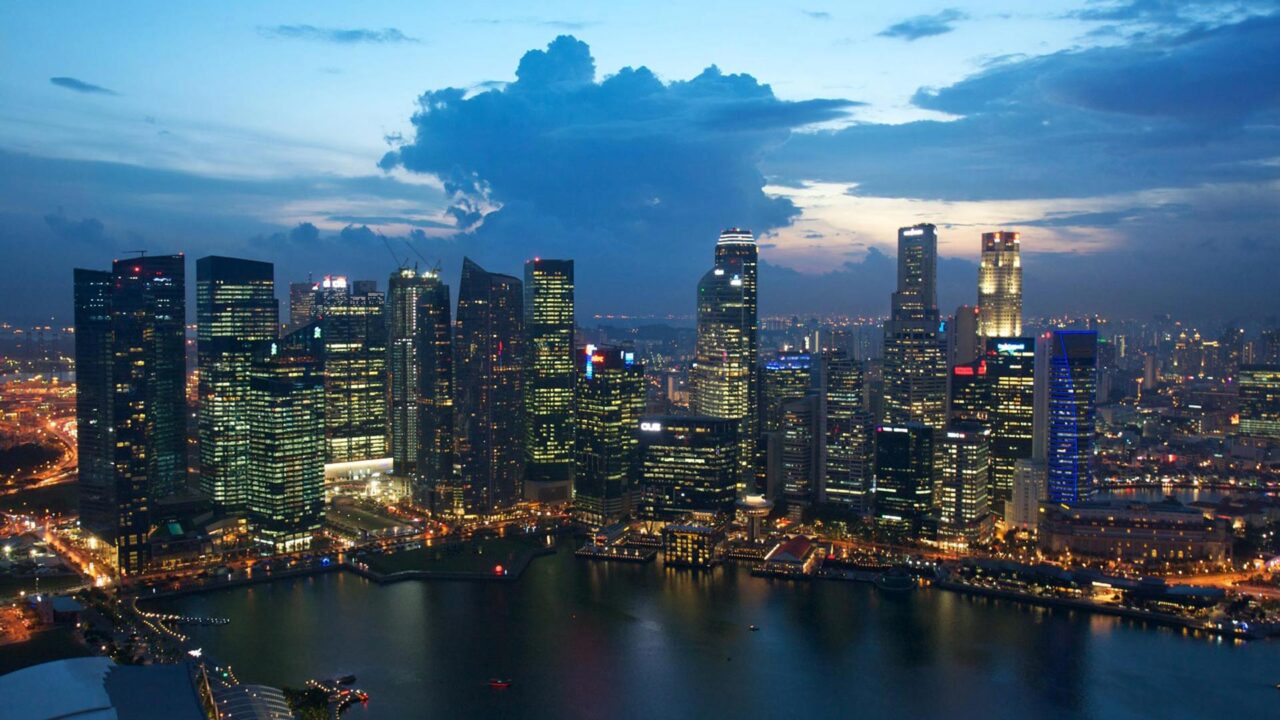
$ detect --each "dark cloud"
[43,211,110,245]
[878,9,966,41]
[259,25,419,44]
[381,35,859,314]
[773,12,1280,200]
[49,77,117,95]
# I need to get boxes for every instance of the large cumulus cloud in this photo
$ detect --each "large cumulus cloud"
[379,35,856,314]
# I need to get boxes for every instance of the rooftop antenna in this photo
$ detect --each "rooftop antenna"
[122,249,147,257]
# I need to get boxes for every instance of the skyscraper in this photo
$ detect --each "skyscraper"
[760,351,812,433]
[1238,365,1280,439]
[715,229,759,479]
[978,231,1022,338]
[780,392,824,514]
[523,258,575,503]
[985,337,1036,513]
[455,258,524,511]
[950,305,981,366]
[638,416,739,520]
[387,268,434,478]
[574,345,645,526]
[288,279,316,330]
[1046,331,1098,504]
[883,224,948,430]
[824,350,871,511]
[74,255,187,574]
[948,356,989,423]
[197,256,278,514]
[315,277,387,463]
[415,270,455,507]
[692,252,753,485]
[246,349,325,551]
[872,422,935,538]
[938,422,993,547]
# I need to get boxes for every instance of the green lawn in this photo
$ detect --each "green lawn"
[362,537,540,576]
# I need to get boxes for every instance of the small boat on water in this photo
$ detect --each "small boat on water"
[748,625,760,632]
[875,567,917,592]
[337,674,357,685]
[489,678,513,689]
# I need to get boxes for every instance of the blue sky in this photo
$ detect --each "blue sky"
[2,1,1278,322]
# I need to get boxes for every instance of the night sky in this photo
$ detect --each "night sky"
[2,1,1278,323]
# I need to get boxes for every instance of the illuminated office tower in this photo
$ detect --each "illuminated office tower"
[246,350,325,551]
[985,337,1036,513]
[638,416,739,520]
[574,346,646,526]
[74,255,187,574]
[950,305,981,366]
[387,268,433,478]
[1238,365,1280,439]
[415,271,455,505]
[715,228,759,474]
[288,279,316,330]
[523,259,576,503]
[824,350,871,511]
[780,392,824,514]
[691,254,752,484]
[883,224,948,430]
[949,356,989,423]
[760,352,812,433]
[455,258,524,511]
[197,256,278,514]
[872,423,934,538]
[978,231,1022,338]
[938,422,993,548]
[315,277,387,463]
[1046,331,1098,504]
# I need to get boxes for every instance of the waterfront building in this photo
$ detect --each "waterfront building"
[758,536,820,577]
[74,255,187,574]
[937,422,993,547]
[415,270,456,507]
[737,494,773,543]
[455,258,524,511]
[246,350,325,551]
[780,392,824,514]
[574,345,646,526]
[637,416,739,520]
[312,276,387,464]
[692,233,757,486]
[1237,365,1280,440]
[978,231,1022,338]
[824,350,872,511]
[523,258,576,503]
[883,224,948,430]
[1006,458,1046,531]
[662,524,725,567]
[1045,331,1098,504]
[1039,499,1231,563]
[197,256,278,514]
[872,422,935,538]
[986,337,1036,513]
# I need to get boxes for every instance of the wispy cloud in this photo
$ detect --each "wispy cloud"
[803,10,832,20]
[49,76,118,95]
[878,9,967,41]
[468,17,597,30]
[259,25,420,44]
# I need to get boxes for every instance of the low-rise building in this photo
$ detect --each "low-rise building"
[662,524,725,567]
[1039,498,1231,563]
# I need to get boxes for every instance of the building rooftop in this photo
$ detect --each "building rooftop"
[0,657,206,720]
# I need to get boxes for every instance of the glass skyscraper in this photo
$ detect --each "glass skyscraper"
[73,255,187,574]
[523,258,575,503]
[638,416,739,520]
[197,256,278,513]
[387,267,438,479]
[824,350,871,511]
[455,258,524,511]
[314,277,388,463]
[938,422,993,547]
[978,231,1022,339]
[872,422,935,538]
[985,337,1036,513]
[415,270,456,508]
[883,224,948,430]
[574,345,645,526]
[1046,331,1098,504]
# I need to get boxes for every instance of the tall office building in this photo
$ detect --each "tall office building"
[986,337,1036,513]
[196,256,278,513]
[824,351,871,511]
[978,231,1022,338]
[523,259,576,503]
[760,352,812,433]
[950,305,981,366]
[288,279,316,330]
[415,270,456,505]
[872,422,935,538]
[1046,331,1098,504]
[780,393,824,514]
[246,350,325,551]
[938,422,993,547]
[949,356,989,423]
[386,267,448,479]
[314,277,387,463]
[638,416,739,520]
[574,345,646,526]
[883,224,948,430]
[1238,365,1280,439]
[74,255,187,574]
[455,258,524,511]
[691,229,759,486]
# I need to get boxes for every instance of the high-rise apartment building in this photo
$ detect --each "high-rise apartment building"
[978,231,1022,338]
[523,259,575,503]
[74,255,187,574]
[883,224,948,430]
[197,256,278,513]
[574,345,645,526]
[455,258,524,511]
[1046,331,1098,504]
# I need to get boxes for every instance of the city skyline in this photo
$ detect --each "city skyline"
[3,1,1279,323]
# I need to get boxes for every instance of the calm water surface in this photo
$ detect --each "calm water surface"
[152,541,1280,720]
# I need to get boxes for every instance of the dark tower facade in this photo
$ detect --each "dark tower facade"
[523,258,575,503]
